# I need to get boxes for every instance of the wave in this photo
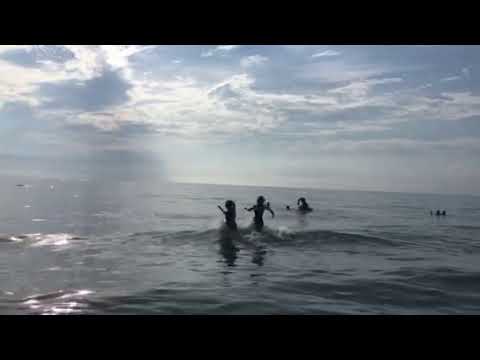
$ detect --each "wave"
[55,269,480,314]
[19,289,94,315]
[404,268,480,292]
[2,226,397,250]
[128,226,398,248]
[447,225,480,231]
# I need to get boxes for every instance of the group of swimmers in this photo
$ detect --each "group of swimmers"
[218,196,448,232]
[217,195,313,232]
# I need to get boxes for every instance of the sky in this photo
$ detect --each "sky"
[1,45,480,194]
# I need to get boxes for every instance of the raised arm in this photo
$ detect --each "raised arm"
[217,205,226,214]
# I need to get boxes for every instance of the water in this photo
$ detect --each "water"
[1,174,480,314]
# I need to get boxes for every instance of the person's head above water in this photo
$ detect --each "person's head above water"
[257,196,266,205]
[298,197,307,205]
[225,200,235,209]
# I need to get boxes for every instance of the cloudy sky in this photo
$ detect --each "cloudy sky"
[1,45,479,194]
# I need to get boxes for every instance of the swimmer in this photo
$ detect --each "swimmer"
[297,197,313,212]
[245,196,275,232]
[217,200,237,231]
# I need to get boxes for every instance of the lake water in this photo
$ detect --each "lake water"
[1,175,480,314]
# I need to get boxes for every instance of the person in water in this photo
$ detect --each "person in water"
[297,197,313,212]
[442,210,446,216]
[436,210,441,216]
[218,200,237,231]
[245,196,275,231]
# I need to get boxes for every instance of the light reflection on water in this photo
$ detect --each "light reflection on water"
[21,290,94,315]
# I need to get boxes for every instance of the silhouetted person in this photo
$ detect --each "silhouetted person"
[297,197,313,212]
[218,200,237,231]
[442,210,446,216]
[436,210,441,216]
[245,196,274,231]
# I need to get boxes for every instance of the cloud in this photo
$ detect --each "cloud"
[240,55,269,68]
[0,45,34,54]
[296,61,395,83]
[440,76,461,82]
[0,56,67,109]
[217,45,240,51]
[1,45,480,194]
[37,69,132,112]
[0,48,41,68]
[201,45,241,57]
[462,67,471,78]
[282,45,318,53]
[440,67,472,83]
[61,45,155,80]
[311,50,341,58]
[0,45,437,141]
[65,68,480,140]
[284,137,480,156]
[1,45,480,144]
[0,45,156,110]
[328,77,404,99]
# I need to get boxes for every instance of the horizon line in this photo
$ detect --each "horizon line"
[170,179,480,198]
[1,171,478,198]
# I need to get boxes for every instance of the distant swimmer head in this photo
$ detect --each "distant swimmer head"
[257,196,266,205]
[286,205,291,211]
[298,197,307,206]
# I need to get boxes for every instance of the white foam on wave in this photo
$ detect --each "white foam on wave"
[10,233,78,247]
[0,234,26,243]
[46,303,80,315]
[31,233,72,247]
[275,226,295,238]
[4,232,82,246]
[24,299,39,305]
[22,289,93,315]
[60,289,93,299]
[9,236,24,242]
